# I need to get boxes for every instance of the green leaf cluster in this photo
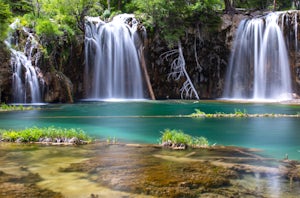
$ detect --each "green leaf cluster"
[160,129,209,147]
[0,126,92,142]
[0,103,37,111]
[35,18,63,38]
[131,0,222,45]
[0,1,12,41]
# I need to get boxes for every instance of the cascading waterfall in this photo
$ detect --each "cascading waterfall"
[295,13,298,53]
[5,19,43,103]
[223,12,294,100]
[84,14,145,100]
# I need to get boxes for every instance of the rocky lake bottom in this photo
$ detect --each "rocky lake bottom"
[1,143,300,198]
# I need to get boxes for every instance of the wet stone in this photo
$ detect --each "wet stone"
[0,171,63,198]
[59,145,245,197]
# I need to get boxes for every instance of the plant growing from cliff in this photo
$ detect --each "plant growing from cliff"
[0,1,12,41]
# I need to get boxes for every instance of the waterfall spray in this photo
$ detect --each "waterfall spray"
[5,19,43,103]
[84,14,146,100]
[224,12,293,100]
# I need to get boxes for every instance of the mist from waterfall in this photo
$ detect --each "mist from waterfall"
[223,12,294,101]
[84,14,145,100]
[5,19,43,103]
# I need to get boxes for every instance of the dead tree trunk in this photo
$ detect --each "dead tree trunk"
[161,41,199,99]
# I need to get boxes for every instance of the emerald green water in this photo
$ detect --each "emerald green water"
[1,100,300,160]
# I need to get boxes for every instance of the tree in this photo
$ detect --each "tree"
[5,0,32,15]
[295,0,300,9]
[224,0,235,12]
[131,0,221,99]
[0,0,12,41]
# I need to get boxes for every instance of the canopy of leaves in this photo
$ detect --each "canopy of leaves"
[227,0,293,10]
[130,0,223,45]
[0,1,12,41]
[1,0,296,48]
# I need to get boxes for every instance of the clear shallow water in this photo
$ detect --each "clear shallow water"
[1,100,300,160]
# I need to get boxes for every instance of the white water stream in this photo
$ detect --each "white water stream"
[84,14,145,100]
[5,19,43,103]
[224,12,295,100]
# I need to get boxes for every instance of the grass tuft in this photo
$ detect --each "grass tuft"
[0,126,92,143]
[160,129,209,149]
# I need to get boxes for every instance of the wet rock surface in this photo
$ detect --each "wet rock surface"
[1,143,300,197]
[0,170,63,198]
[59,144,300,197]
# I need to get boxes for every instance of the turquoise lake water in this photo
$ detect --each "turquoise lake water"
[1,100,300,160]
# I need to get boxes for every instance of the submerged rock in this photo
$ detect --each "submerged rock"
[0,170,63,198]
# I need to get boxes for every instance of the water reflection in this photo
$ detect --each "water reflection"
[1,101,300,160]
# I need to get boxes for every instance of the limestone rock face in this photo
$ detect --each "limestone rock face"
[44,71,73,103]
[147,11,300,99]
[0,44,12,103]
[147,13,248,99]
[2,11,300,102]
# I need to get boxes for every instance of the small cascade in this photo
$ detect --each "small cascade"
[224,11,296,100]
[295,13,298,53]
[84,14,146,100]
[5,20,44,103]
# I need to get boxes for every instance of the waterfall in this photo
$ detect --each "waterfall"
[5,19,43,103]
[295,13,298,53]
[223,12,294,100]
[84,14,145,100]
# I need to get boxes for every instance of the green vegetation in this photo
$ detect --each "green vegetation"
[0,1,12,40]
[0,126,92,143]
[233,108,248,117]
[160,129,209,148]
[2,0,292,44]
[132,0,222,45]
[106,136,118,144]
[0,103,35,111]
[190,108,300,118]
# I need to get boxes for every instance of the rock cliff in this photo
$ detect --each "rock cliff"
[1,11,300,102]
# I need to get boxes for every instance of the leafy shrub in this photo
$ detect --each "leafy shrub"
[160,129,209,148]
[190,109,206,117]
[0,1,12,41]
[36,18,63,37]
[234,109,248,117]
[192,136,209,147]
[0,103,33,111]
[0,126,92,143]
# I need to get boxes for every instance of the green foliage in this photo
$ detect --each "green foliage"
[0,1,12,41]
[192,136,209,147]
[0,126,92,142]
[160,129,209,147]
[106,136,118,144]
[131,0,222,45]
[20,13,35,28]
[5,0,33,15]
[36,18,63,37]
[234,108,248,117]
[190,109,206,117]
[0,103,34,111]
[232,0,292,10]
[161,129,193,145]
